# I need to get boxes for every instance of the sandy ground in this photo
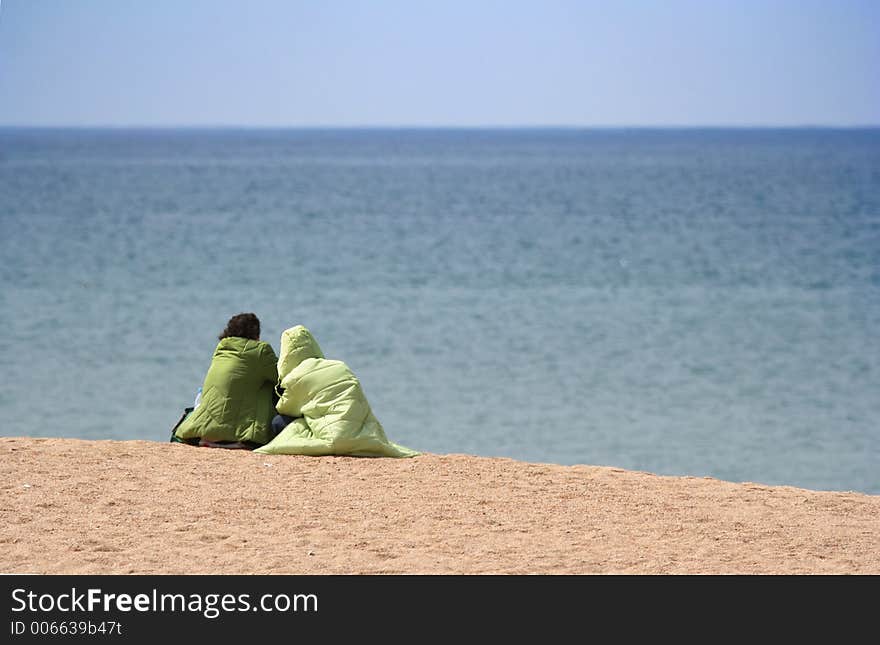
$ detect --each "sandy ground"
[1,437,877,574]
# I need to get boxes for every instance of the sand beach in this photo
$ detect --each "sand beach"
[1,437,877,574]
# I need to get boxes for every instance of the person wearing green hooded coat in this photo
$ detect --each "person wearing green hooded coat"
[174,313,278,447]
[256,325,418,458]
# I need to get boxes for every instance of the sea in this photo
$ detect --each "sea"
[1,127,877,494]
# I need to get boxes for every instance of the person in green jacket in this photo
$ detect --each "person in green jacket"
[173,313,278,448]
[256,325,418,458]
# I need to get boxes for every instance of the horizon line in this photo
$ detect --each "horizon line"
[1,123,879,130]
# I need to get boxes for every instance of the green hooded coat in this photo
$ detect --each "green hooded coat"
[255,325,418,457]
[174,336,278,445]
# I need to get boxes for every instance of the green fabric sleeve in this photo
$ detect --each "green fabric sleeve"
[260,343,279,387]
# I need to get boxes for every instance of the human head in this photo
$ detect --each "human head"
[277,325,324,379]
[219,313,261,341]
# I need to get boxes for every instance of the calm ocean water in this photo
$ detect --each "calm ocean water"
[1,128,878,493]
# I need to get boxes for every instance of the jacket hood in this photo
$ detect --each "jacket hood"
[218,336,264,351]
[277,325,324,379]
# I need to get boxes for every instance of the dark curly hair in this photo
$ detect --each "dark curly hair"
[219,312,261,341]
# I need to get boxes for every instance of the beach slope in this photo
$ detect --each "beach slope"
[1,437,877,574]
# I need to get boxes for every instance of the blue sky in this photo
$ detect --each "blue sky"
[0,0,877,126]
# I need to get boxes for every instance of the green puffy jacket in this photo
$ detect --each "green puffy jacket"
[175,336,278,445]
[255,326,418,458]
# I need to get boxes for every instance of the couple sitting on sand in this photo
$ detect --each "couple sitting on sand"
[172,313,418,458]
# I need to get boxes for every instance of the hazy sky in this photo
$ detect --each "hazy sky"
[0,0,877,126]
